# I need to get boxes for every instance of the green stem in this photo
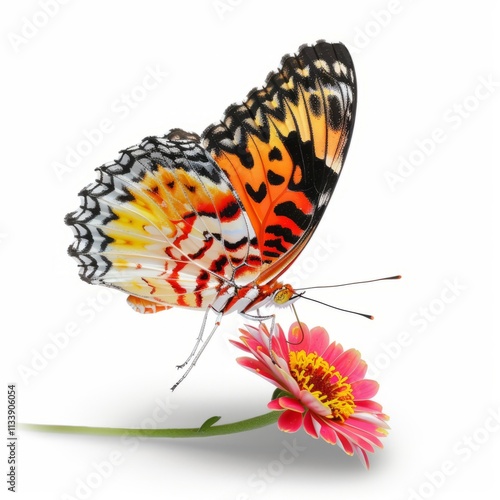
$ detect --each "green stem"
[19,411,280,438]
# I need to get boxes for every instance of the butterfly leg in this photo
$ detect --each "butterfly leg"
[176,306,221,369]
[240,311,275,324]
[171,309,223,391]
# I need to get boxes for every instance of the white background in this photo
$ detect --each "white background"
[2,1,499,499]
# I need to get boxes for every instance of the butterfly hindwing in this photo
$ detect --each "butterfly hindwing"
[65,134,262,311]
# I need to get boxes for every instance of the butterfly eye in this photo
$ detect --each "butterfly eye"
[273,285,294,305]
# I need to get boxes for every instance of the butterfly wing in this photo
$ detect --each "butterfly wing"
[65,134,262,312]
[202,41,356,286]
[66,41,356,313]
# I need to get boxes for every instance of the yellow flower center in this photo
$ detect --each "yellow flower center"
[289,350,355,422]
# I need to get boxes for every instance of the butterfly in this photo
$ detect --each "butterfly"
[65,41,357,385]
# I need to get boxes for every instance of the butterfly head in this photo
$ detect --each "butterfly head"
[271,284,297,306]
[245,282,300,313]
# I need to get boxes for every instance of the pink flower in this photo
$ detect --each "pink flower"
[231,322,389,468]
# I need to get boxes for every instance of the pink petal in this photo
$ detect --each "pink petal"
[240,324,260,340]
[322,341,344,364]
[258,365,301,399]
[277,410,303,432]
[303,411,320,438]
[344,415,387,435]
[318,421,338,445]
[287,322,310,352]
[354,399,385,415]
[235,356,264,371]
[257,325,272,349]
[308,326,330,355]
[242,335,269,357]
[335,431,354,456]
[280,373,302,399]
[323,417,378,455]
[353,446,370,469]
[251,354,298,393]
[333,349,362,378]
[351,379,379,400]
[272,354,291,374]
[326,419,380,451]
[268,399,282,411]
[349,358,368,381]
[229,338,251,353]
[340,427,377,452]
[272,324,290,359]
[236,357,283,386]
[240,324,271,356]
[299,390,332,416]
[275,396,305,412]
[353,412,390,432]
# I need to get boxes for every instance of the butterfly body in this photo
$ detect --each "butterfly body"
[66,41,356,326]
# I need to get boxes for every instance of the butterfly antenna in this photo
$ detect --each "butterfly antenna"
[295,293,374,320]
[295,274,401,291]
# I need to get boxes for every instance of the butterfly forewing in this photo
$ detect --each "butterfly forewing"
[202,41,356,285]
